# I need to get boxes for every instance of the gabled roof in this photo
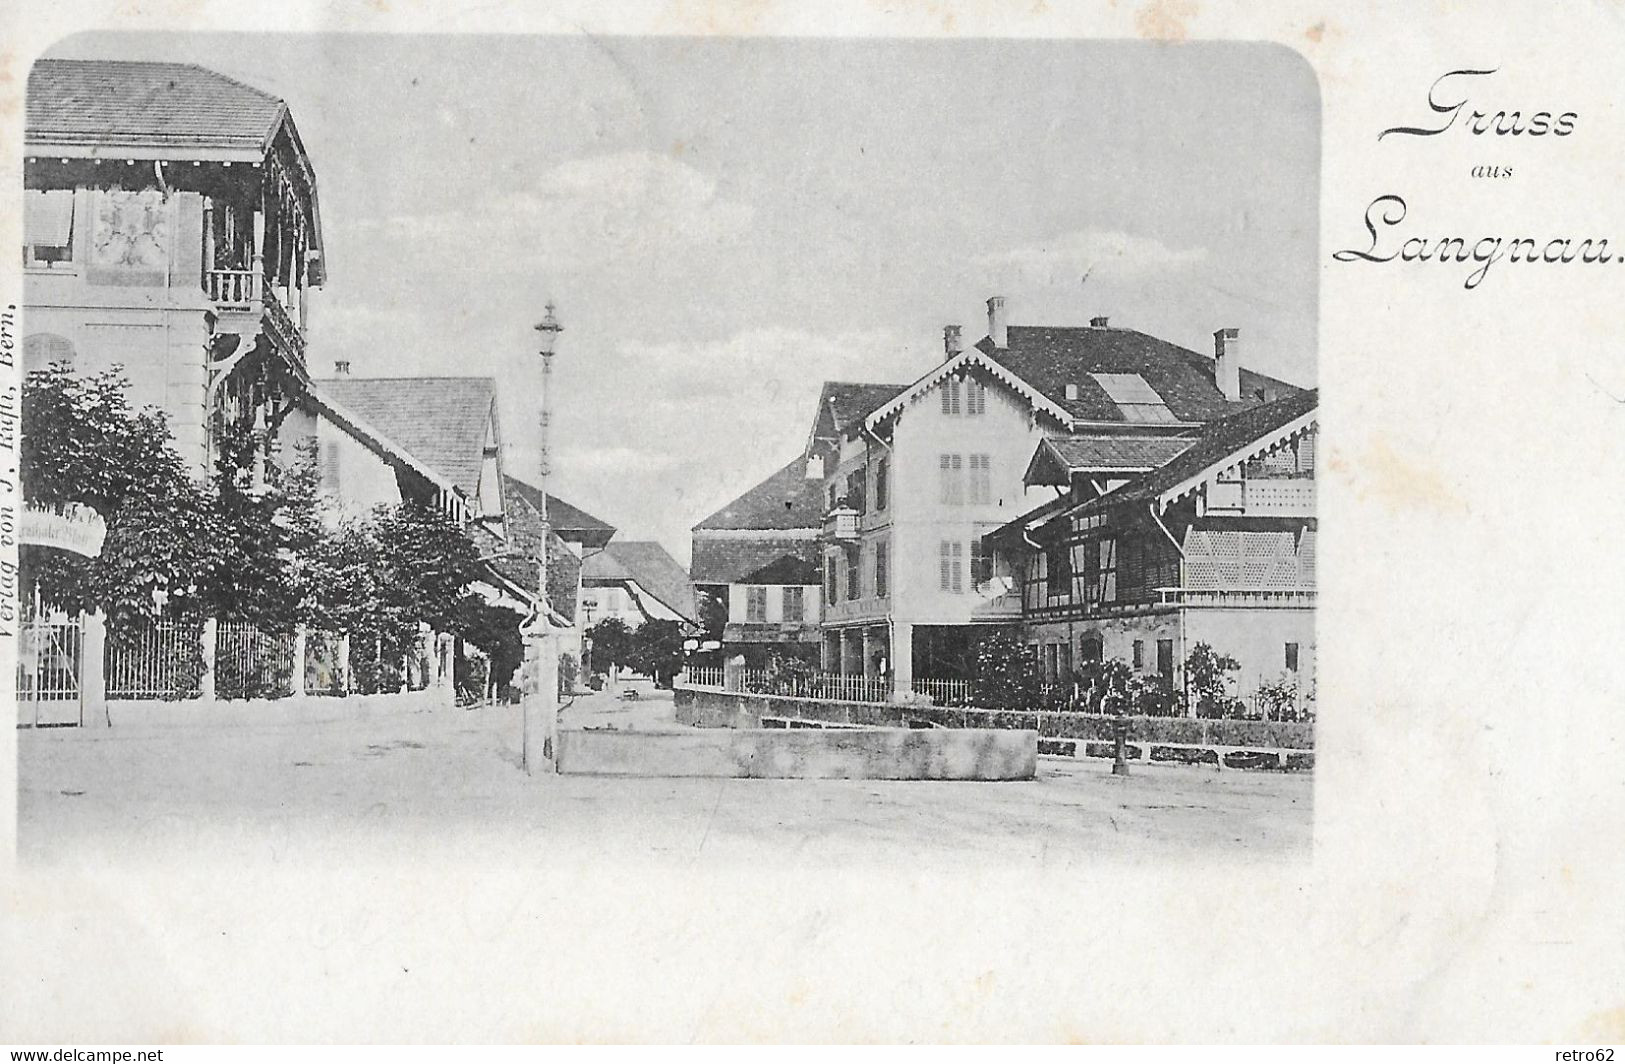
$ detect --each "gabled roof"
[321,377,497,499]
[1080,388,1319,515]
[805,381,909,452]
[1026,434,1199,485]
[691,536,821,585]
[976,325,1301,424]
[865,346,1075,433]
[1114,388,1318,510]
[504,475,616,548]
[695,456,827,531]
[582,541,697,623]
[28,59,289,156]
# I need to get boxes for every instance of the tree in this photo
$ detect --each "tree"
[1185,642,1242,719]
[586,617,635,676]
[971,632,1042,709]
[627,619,685,688]
[19,366,223,628]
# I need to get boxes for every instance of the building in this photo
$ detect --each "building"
[817,297,1303,698]
[501,474,618,669]
[989,388,1317,703]
[23,59,325,477]
[689,455,830,665]
[580,541,697,633]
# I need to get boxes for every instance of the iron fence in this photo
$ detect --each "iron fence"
[215,620,296,700]
[16,613,83,708]
[105,619,204,700]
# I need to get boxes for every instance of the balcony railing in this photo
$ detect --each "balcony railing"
[207,268,259,308]
[1156,587,1315,607]
[205,269,307,375]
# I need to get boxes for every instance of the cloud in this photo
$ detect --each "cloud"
[354,151,754,270]
[974,229,1209,287]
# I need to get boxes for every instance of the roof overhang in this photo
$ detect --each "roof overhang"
[305,382,468,504]
[1154,407,1319,512]
[865,348,1073,432]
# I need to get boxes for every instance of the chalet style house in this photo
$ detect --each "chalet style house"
[815,298,1303,698]
[580,542,697,632]
[24,60,325,480]
[989,387,1316,699]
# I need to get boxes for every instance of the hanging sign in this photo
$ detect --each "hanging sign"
[20,503,107,558]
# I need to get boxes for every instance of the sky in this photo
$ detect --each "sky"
[48,33,1320,564]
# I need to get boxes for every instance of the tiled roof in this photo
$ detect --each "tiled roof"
[695,456,826,531]
[470,521,579,622]
[582,541,696,623]
[1080,388,1318,513]
[976,326,1301,424]
[691,535,821,585]
[28,59,288,152]
[1041,434,1198,473]
[322,377,496,498]
[809,381,909,444]
[504,475,616,547]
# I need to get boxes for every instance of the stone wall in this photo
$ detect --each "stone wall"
[673,685,1314,769]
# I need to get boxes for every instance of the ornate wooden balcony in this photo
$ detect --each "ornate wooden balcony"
[206,268,307,379]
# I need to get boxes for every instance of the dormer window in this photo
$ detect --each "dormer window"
[1064,383,1080,401]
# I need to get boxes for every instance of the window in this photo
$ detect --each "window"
[1057,641,1072,681]
[783,586,804,623]
[825,555,838,604]
[940,378,961,415]
[939,453,963,505]
[875,542,889,598]
[1132,639,1145,669]
[939,541,964,593]
[849,469,866,513]
[847,550,861,601]
[968,454,991,504]
[967,379,987,416]
[971,540,994,591]
[1094,537,1118,603]
[1081,636,1104,663]
[1043,644,1059,683]
[827,484,838,511]
[23,190,76,268]
[1285,642,1300,672]
[1046,542,1071,597]
[746,586,768,623]
[1156,638,1174,679]
[875,458,889,511]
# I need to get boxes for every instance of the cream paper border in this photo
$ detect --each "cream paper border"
[2,0,1623,1044]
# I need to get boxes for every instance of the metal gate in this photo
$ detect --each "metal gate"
[16,609,84,727]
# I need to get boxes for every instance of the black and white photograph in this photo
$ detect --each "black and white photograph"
[3,2,1623,1049]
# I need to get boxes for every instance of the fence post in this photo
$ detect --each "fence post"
[292,626,308,698]
[337,633,351,695]
[82,611,108,728]
[200,618,218,702]
[723,655,746,693]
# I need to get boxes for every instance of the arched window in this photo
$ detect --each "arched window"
[1080,634,1104,663]
[23,333,76,375]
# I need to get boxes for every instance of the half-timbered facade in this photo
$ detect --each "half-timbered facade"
[989,388,1317,700]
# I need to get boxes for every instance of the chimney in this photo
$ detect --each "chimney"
[333,359,351,376]
[942,324,962,360]
[1213,328,1241,401]
[986,296,1007,349]
[1090,315,1110,328]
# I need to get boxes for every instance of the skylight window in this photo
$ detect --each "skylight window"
[1088,373,1178,423]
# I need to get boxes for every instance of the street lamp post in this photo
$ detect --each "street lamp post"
[523,302,564,776]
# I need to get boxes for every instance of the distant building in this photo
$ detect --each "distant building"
[581,541,697,633]
[23,59,326,476]
[989,388,1317,702]
[499,474,618,669]
[689,455,829,666]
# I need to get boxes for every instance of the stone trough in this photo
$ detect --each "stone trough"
[555,726,1037,780]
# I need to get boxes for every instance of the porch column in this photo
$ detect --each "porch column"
[861,627,879,680]
[82,611,108,728]
[891,622,914,701]
[820,630,837,673]
[251,208,266,302]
